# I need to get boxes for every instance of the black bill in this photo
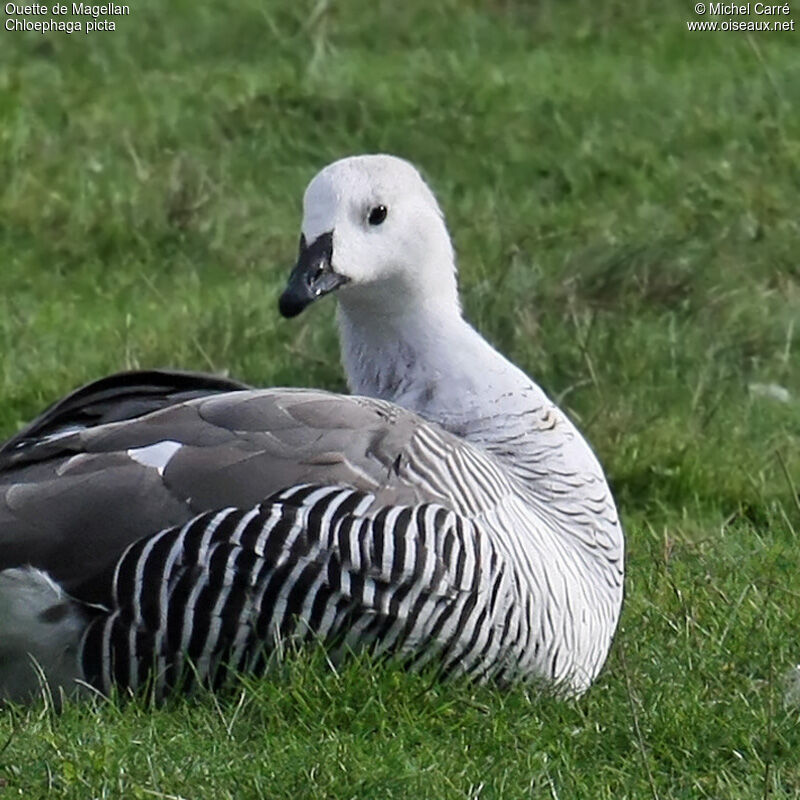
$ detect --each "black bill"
[278,231,349,318]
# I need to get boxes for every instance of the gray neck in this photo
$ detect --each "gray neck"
[337,301,520,424]
[337,299,585,470]
[337,296,622,563]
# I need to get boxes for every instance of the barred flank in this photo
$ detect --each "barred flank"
[80,486,513,697]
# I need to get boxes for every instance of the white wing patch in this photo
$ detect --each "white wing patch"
[126,441,182,476]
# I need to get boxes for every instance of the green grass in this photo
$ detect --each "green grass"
[1,0,799,796]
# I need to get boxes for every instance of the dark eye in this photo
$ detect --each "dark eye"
[368,205,388,226]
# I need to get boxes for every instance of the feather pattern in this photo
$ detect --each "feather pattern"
[0,154,624,702]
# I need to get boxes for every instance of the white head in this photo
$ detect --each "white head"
[279,155,460,320]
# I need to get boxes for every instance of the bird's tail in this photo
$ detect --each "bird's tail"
[0,567,88,704]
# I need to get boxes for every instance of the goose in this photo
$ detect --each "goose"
[0,155,624,703]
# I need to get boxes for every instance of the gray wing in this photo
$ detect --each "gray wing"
[0,369,251,462]
[0,385,450,599]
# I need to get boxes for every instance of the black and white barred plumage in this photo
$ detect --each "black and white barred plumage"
[79,485,515,697]
[0,155,625,703]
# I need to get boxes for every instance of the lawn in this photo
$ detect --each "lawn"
[1,0,799,797]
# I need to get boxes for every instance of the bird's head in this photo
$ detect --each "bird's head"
[279,154,459,320]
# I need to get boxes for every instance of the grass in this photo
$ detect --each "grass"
[1,0,799,796]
